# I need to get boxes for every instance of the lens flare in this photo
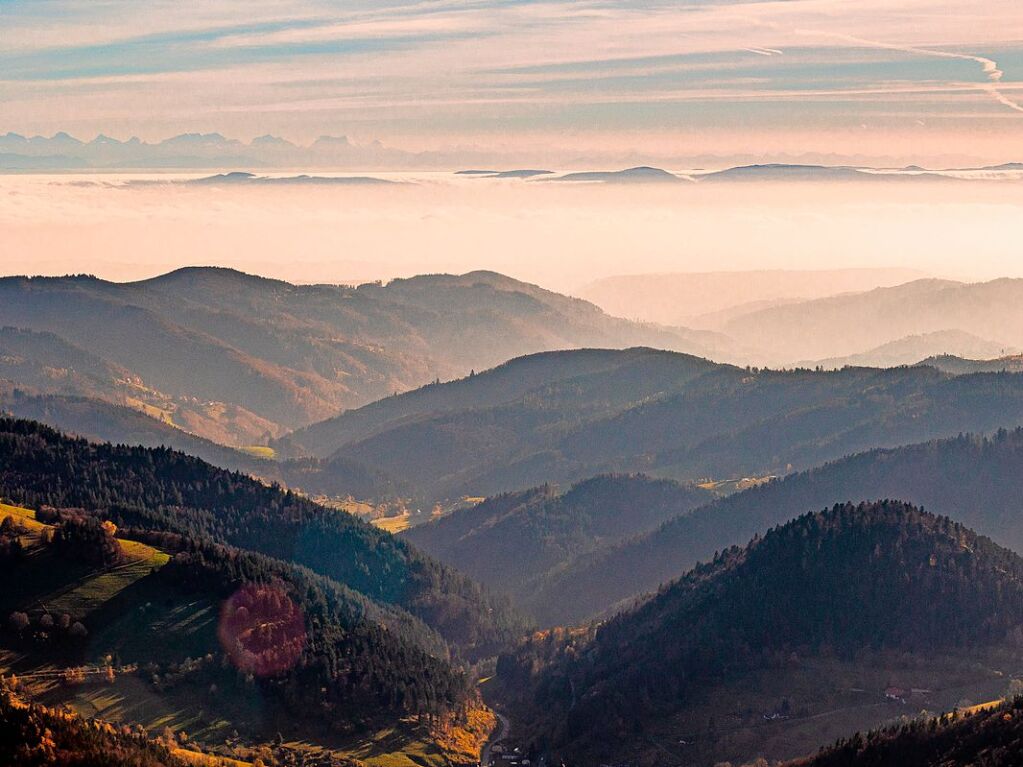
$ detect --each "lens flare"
[217,582,305,677]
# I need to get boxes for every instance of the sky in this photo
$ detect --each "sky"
[2,0,1023,164]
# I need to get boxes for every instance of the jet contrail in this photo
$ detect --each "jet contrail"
[799,30,1023,113]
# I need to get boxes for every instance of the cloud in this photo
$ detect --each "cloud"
[800,31,1023,114]
[2,0,1022,153]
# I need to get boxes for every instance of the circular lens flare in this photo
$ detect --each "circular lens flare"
[218,582,306,677]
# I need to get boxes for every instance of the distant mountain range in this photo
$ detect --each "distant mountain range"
[3,132,1021,178]
[722,278,1023,363]
[578,267,928,327]
[500,501,1023,766]
[799,329,1016,369]
[0,131,425,170]
[582,274,1023,366]
[0,268,725,447]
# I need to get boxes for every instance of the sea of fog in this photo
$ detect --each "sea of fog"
[4,169,1023,292]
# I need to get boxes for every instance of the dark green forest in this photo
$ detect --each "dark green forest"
[789,697,1023,767]
[529,427,1023,625]
[0,417,526,658]
[500,501,1023,756]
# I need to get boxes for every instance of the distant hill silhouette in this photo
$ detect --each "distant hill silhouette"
[549,166,686,183]
[722,278,1023,363]
[0,268,725,447]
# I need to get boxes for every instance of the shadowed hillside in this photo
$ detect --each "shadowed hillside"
[284,348,1023,503]
[403,474,713,604]
[787,698,1023,767]
[527,427,1023,625]
[0,417,527,658]
[500,502,1023,766]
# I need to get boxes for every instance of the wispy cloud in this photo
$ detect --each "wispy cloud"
[1,0,1021,156]
[800,31,1023,114]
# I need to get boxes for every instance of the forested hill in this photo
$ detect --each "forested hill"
[501,501,1023,761]
[0,504,470,734]
[403,474,713,602]
[279,347,719,458]
[0,687,193,767]
[787,698,1023,767]
[526,427,1023,625]
[0,417,527,657]
[0,389,268,474]
[286,348,1023,503]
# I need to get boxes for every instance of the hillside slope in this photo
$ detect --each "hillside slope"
[802,329,1014,370]
[402,475,713,602]
[0,417,526,658]
[528,427,1023,625]
[0,389,268,474]
[287,348,1023,503]
[0,269,727,447]
[723,278,1023,363]
[0,501,491,766]
[787,698,1023,767]
[578,268,925,327]
[501,502,1023,766]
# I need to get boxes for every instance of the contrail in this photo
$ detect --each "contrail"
[745,47,783,57]
[799,31,1023,113]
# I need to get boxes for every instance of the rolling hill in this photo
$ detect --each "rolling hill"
[801,329,1015,370]
[786,698,1023,767]
[0,269,727,448]
[527,426,1023,625]
[921,353,1023,375]
[0,417,527,659]
[722,278,1023,363]
[402,474,714,603]
[283,348,1023,504]
[0,501,488,764]
[0,389,269,474]
[500,501,1023,766]
[577,268,923,327]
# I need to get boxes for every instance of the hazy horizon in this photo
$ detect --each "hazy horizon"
[4,170,1021,295]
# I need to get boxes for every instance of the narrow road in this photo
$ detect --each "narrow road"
[481,710,511,766]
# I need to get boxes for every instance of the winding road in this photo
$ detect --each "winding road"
[481,710,511,766]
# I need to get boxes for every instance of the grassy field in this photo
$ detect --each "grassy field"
[173,749,252,767]
[372,514,411,534]
[238,445,276,460]
[0,503,169,619]
[0,503,226,738]
[281,707,493,767]
[1,501,492,767]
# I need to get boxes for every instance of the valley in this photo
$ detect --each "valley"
[8,1,1023,762]
[10,266,1023,767]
